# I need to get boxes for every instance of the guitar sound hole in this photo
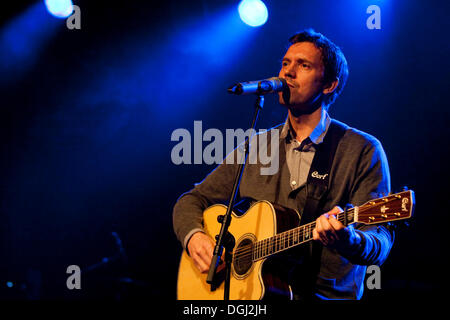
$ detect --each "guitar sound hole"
[233,238,254,276]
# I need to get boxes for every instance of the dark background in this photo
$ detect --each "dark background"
[0,0,448,302]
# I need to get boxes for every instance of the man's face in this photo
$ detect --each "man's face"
[278,41,326,113]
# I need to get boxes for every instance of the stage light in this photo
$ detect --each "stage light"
[0,1,62,86]
[238,0,268,27]
[44,0,74,18]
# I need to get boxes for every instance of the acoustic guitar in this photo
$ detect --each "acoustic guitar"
[177,190,414,300]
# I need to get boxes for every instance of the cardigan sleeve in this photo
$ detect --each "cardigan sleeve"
[172,147,242,249]
[342,137,395,266]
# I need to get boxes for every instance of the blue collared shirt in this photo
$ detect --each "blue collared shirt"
[280,109,331,190]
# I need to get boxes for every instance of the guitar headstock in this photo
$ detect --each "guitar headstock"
[354,190,415,225]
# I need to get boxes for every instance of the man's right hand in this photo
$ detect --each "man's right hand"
[187,232,215,273]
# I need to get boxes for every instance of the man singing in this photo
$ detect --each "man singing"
[173,29,393,300]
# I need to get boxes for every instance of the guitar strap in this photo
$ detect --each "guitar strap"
[302,119,347,223]
[296,119,347,301]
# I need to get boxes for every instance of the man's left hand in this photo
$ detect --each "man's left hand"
[312,206,361,254]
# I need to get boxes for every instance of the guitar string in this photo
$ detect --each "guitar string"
[234,215,404,264]
[234,212,400,261]
[232,212,353,256]
[231,196,406,257]
[232,197,409,262]
[233,210,404,262]
[232,212,353,258]
[233,213,353,261]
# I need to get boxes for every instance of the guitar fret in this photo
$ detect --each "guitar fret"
[270,237,274,253]
[261,240,264,259]
[256,240,260,260]
[281,233,284,250]
[262,239,265,258]
[255,240,259,260]
[262,238,266,257]
[256,239,260,260]
[286,232,290,248]
[249,190,413,263]
[289,229,293,247]
[251,224,315,261]
[257,239,261,259]
[286,231,290,248]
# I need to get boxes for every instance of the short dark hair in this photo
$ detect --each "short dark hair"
[288,29,349,107]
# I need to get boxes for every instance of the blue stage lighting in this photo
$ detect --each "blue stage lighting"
[44,0,74,18]
[238,0,268,27]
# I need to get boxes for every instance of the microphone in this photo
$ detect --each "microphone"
[228,77,288,95]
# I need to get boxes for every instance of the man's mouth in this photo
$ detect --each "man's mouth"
[286,82,296,88]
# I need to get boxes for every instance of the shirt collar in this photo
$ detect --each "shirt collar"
[280,108,331,145]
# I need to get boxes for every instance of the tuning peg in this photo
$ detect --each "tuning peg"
[402,186,409,191]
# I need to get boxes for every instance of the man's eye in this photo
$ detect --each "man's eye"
[301,63,310,69]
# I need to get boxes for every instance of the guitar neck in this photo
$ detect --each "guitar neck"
[251,209,355,261]
[232,190,413,264]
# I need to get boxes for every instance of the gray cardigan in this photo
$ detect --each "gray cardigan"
[173,118,394,300]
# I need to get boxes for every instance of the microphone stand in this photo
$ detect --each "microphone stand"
[206,95,264,300]
[82,232,128,273]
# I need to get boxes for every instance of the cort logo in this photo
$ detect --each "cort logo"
[401,198,409,212]
[311,171,328,180]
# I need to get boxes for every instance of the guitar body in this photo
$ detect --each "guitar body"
[177,200,300,300]
[177,190,415,300]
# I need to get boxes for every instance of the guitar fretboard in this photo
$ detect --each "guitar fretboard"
[248,210,355,261]
[232,190,413,264]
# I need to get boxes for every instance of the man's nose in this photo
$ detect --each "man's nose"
[283,65,296,79]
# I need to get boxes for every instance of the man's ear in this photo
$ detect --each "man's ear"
[322,77,339,95]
